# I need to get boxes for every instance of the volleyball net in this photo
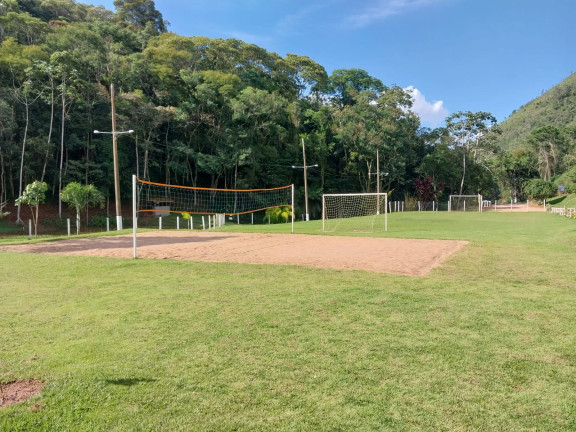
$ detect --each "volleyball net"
[131,177,294,257]
[135,177,293,216]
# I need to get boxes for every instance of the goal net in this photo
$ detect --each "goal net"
[322,193,388,233]
[448,194,483,212]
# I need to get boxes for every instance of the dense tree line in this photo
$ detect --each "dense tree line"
[1,0,574,222]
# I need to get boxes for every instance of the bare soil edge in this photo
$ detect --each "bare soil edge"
[0,380,44,408]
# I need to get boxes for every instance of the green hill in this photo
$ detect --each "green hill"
[497,73,576,150]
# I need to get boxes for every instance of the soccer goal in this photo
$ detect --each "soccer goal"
[322,193,387,233]
[448,194,483,212]
[131,176,294,257]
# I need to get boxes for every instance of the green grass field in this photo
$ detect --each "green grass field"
[1,212,575,431]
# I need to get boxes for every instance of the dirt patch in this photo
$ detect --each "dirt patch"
[0,232,468,276]
[0,380,44,408]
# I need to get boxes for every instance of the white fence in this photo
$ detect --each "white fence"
[549,207,576,218]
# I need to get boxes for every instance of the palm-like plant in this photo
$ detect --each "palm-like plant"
[61,182,105,234]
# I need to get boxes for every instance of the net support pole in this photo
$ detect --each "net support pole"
[132,174,137,259]
[322,194,325,232]
[291,184,294,233]
[385,193,388,232]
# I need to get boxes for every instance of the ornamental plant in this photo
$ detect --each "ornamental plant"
[15,180,48,237]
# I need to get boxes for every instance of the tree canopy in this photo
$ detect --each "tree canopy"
[0,0,573,221]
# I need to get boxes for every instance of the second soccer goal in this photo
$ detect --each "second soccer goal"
[322,193,388,233]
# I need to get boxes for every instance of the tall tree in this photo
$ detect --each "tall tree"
[445,111,498,195]
[113,0,167,34]
[528,125,568,181]
[328,68,385,107]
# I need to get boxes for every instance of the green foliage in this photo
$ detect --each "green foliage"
[523,178,557,200]
[15,180,48,207]
[15,180,48,237]
[61,182,105,234]
[1,0,573,227]
[498,73,576,150]
[264,206,292,223]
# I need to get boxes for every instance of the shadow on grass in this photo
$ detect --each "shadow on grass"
[105,378,157,386]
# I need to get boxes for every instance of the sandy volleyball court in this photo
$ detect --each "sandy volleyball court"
[1,232,467,276]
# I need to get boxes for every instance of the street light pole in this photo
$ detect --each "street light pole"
[369,148,388,215]
[292,138,318,222]
[94,84,133,230]
[110,83,121,230]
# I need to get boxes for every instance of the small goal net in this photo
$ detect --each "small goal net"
[322,193,388,233]
[448,194,483,212]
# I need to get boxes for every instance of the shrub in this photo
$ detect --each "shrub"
[264,206,293,223]
[523,179,557,200]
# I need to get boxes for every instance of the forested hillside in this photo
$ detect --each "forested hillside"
[0,0,574,222]
[498,73,576,150]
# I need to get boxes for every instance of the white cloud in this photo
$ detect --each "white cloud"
[347,0,444,28]
[404,86,448,127]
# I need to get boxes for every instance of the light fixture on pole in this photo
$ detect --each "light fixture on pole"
[292,138,318,221]
[93,127,134,230]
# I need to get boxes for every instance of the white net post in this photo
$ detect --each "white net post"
[322,194,326,232]
[291,184,295,234]
[132,174,137,259]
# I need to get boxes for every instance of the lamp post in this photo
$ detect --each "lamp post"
[292,138,317,221]
[93,127,134,230]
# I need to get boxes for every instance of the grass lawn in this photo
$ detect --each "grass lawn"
[1,211,575,431]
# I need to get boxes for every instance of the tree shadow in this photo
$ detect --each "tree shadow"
[105,377,157,387]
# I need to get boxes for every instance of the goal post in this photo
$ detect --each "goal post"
[132,176,294,257]
[322,193,388,233]
[448,194,483,212]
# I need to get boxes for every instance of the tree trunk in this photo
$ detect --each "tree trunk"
[40,83,55,183]
[16,102,30,224]
[59,88,66,218]
[459,151,466,195]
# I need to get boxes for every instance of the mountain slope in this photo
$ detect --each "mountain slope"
[497,73,576,150]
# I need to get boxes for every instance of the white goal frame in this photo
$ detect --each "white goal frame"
[448,194,483,212]
[322,193,388,233]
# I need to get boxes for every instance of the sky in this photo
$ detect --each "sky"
[93,0,576,128]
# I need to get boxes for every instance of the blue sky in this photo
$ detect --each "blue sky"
[94,0,576,127]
